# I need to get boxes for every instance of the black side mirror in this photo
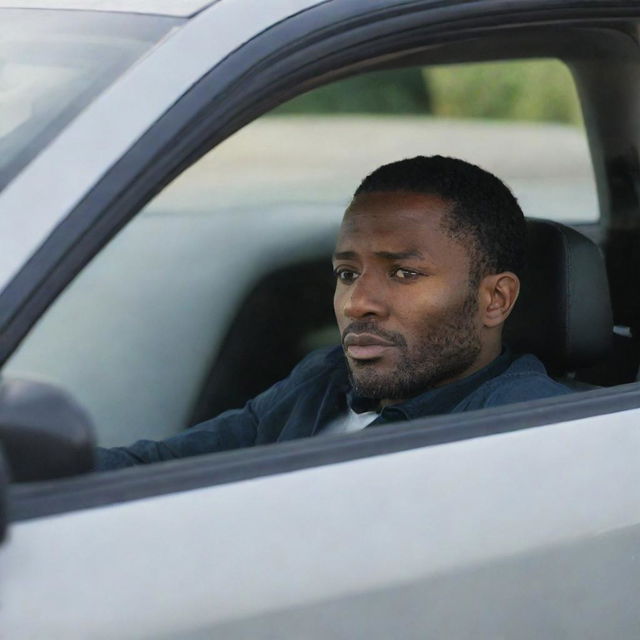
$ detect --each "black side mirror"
[0,378,95,482]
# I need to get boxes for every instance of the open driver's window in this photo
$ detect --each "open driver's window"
[4,59,597,447]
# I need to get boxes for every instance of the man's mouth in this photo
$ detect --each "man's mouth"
[343,332,396,360]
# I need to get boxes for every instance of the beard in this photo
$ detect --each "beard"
[344,289,481,401]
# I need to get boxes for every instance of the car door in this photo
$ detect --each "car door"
[2,1,640,638]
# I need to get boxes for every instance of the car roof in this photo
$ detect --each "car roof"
[0,0,216,16]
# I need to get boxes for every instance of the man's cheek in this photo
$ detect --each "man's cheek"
[333,305,343,330]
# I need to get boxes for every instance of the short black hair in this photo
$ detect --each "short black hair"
[354,155,526,282]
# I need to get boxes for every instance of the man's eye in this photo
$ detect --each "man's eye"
[334,268,358,283]
[392,268,420,280]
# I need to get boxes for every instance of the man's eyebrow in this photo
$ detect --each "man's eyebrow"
[375,250,425,260]
[332,250,427,261]
[333,250,358,260]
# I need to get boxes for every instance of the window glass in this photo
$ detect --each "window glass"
[4,59,598,448]
[0,9,177,191]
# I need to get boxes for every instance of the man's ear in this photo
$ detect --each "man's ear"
[479,272,520,328]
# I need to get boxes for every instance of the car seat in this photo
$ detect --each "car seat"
[503,218,613,386]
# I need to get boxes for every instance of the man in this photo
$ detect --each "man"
[97,155,570,469]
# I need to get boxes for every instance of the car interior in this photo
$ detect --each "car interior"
[190,217,618,428]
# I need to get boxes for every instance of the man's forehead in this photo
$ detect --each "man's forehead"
[343,190,452,224]
[335,190,472,267]
[339,190,453,237]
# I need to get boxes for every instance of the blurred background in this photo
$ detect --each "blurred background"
[158,58,597,223]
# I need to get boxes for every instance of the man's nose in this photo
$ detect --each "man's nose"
[342,274,387,319]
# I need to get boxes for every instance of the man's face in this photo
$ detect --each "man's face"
[333,191,483,403]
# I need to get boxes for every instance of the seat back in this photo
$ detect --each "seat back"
[503,219,613,375]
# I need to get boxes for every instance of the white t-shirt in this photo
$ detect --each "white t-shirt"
[320,408,378,435]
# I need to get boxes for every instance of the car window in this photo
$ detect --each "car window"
[3,59,600,448]
[0,8,178,191]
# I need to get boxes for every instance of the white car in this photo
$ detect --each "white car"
[1,1,640,637]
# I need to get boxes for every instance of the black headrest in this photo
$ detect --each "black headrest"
[503,219,613,373]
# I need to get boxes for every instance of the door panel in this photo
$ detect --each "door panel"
[199,525,640,640]
[2,408,639,637]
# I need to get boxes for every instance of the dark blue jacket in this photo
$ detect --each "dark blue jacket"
[96,346,570,469]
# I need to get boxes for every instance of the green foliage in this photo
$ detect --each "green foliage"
[271,59,582,126]
[272,68,431,115]
[425,59,582,125]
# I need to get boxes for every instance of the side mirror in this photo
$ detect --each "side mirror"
[0,377,95,482]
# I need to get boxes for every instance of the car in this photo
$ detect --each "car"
[1,0,640,637]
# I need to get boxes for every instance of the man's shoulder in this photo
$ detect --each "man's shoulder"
[247,345,346,420]
[458,353,572,411]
